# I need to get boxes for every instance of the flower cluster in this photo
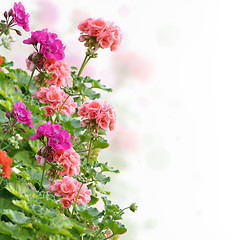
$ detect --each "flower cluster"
[13,2,30,32]
[78,100,116,131]
[0,149,13,179]
[78,18,122,52]
[42,58,71,87]
[30,121,72,150]
[52,148,80,177]
[23,28,65,60]
[34,86,77,116]
[13,100,34,128]
[48,176,92,209]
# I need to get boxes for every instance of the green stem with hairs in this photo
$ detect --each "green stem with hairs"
[54,95,70,123]
[77,54,91,77]
[40,157,47,189]
[71,138,93,216]
[27,63,37,91]
[0,130,9,148]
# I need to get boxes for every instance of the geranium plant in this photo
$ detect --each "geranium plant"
[0,2,137,240]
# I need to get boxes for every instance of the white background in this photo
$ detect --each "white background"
[2,0,245,239]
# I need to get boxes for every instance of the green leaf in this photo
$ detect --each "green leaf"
[83,76,112,92]
[2,209,30,224]
[93,137,109,149]
[0,100,12,111]
[12,200,31,213]
[107,221,127,235]
[13,151,33,166]
[0,197,18,216]
[11,69,30,85]
[6,180,37,200]
[0,110,8,123]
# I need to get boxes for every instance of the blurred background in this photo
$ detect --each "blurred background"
[2,0,245,239]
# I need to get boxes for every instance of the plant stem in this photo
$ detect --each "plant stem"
[94,228,103,238]
[77,54,91,77]
[71,138,93,216]
[27,63,37,91]
[0,130,9,148]
[54,95,69,123]
[40,157,47,189]
[102,234,116,240]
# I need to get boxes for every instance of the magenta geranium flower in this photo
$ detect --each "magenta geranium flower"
[14,100,34,128]
[30,121,72,150]
[23,28,66,60]
[13,2,30,32]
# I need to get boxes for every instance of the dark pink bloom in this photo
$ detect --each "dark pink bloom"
[13,2,30,32]
[14,100,34,128]
[23,28,66,61]
[30,121,72,150]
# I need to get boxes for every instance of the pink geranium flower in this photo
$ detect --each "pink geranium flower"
[77,100,116,131]
[30,121,72,150]
[13,2,30,32]
[43,58,71,87]
[78,18,122,52]
[34,86,77,117]
[23,28,66,61]
[13,100,34,128]
[48,176,91,209]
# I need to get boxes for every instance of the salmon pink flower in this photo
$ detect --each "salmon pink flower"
[78,100,116,131]
[48,176,91,209]
[43,58,71,87]
[78,18,122,52]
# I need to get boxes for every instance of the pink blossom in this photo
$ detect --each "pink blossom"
[48,176,91,208]
[77,100,116,131]
[33,86,77,117]
[35,153,45,166]
[44,105,56,116]
[43,58,71,87]
[30,121,72,150]
[53,148,80,177]
[14,100,34,128]
[78,18,122,52]
[59,198,72,209]
[23,28,66,61]
[13,2,30,32]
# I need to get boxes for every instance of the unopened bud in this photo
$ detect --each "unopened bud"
[4,11,7,19]
[129,203,138,212]
[8,9,14,17]
[14,29,22,36]
[5,112,10,119]
[19,128,27,133]
[10,108,15,117]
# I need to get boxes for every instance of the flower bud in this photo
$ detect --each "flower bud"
[8,9,14,17]
[4,11,7,19]
[19,128,27,133]
[129,203,138,212]
[5,112,10,119]
[14,29,22,36]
